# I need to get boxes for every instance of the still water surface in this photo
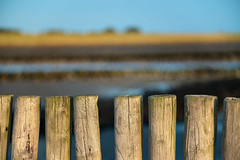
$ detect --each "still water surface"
[0,61,239,73]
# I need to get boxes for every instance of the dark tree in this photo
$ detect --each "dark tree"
[43,29,65,35]
[0,28,20,34]
[125,27,140,34]
[103,28,116,34]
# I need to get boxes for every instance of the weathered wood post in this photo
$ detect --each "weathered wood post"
[73,95,102,160]
[221,97,240,160]
[114,95,143,160]
[184,95,218,160]
[0,95,13,160]
[11,96,40,160]
[45,96,72,160]
[148,95,177,160]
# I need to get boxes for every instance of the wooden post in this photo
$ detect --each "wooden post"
[0,95,13,160]
[11,96,40,160]
[73,96,101,160]
[184,95,218,160]
[114,95,143,160]
[221,97,240,160]
[148,95,177,160]
[45,96,72,160]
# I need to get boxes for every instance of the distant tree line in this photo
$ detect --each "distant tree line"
[43,29,65,35]
[0,27,141,35]
[103,27,140,34]
[0,28,20,34]
[43,27,141,35]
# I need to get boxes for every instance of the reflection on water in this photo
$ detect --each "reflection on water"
[99,81,173,98]
[0,61,240,73]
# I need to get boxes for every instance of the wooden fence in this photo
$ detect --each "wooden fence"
[0,94,239,160]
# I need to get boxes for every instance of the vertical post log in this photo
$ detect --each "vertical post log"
[221,97,240,160]
[184,95,218,160]
[148,95,177,160]
[45,96,71,160]
[73,95,101,160]
[114,95,143,160]
[0,95,13,160]
[11,96,40,160]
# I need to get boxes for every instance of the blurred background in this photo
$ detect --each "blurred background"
[0,0,240,159]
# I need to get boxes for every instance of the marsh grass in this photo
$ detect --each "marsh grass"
[1,33,240,47]
[0,69,239,81]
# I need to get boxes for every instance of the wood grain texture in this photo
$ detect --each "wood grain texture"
[0,95,13,160]
[221,97,240,160]
[184,95,218,160]
[11,96,40,160]
[45,96,72,160]
[148,95,176,160]
[73,96,101,160]
[114,95,143,160]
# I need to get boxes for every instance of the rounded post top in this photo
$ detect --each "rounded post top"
[149,94,176,99]
[0,94,13,97]
[17,96,40,99]
[116,95,142,97]
[224,97,240,105]
[224,97,240,102]
[45,96,70,100]
[115,95,142,99]
[185,94,217,100]
[73,95,98,99]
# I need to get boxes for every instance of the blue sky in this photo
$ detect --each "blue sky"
[0,0,240,34]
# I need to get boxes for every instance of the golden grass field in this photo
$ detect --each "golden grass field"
[1,33,240,47]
